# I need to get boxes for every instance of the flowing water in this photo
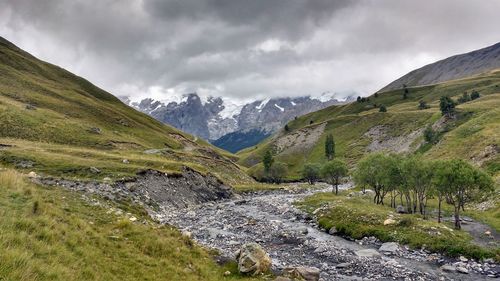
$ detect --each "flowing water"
[160,184,497,280]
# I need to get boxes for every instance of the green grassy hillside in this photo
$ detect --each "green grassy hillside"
[0,169,258,281]
[238,70,500,181]
[0,37,251,185]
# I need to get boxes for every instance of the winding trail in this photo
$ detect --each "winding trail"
[160,184,497,280]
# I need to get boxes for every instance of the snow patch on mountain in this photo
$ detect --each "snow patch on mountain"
[274,104,285,112]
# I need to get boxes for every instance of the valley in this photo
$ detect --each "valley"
[1,7,500,281]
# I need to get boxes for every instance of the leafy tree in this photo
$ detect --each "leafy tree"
[379,105,387,112]
[439,96,456,117]
[403,85,409,99]
[302,163,321,185]
[400,156,434,217]
[325,134,335,160]
[423,126,437,144]
[268,162,288,184]
[470,90,480,100]
[321,159,348,195]
[418,100,429,110]
[262,150,274,173]
[353,153,394,204]
[457,92,470,104]
[432,159,494,229]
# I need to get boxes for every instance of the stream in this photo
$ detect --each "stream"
[159,184,498,280]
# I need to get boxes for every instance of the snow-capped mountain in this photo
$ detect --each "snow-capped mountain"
[121,93,353,152]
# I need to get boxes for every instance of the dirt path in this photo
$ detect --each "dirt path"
[159,184,498,280]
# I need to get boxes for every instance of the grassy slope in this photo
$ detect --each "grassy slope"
[238,70,500,181]
[0,169,260,281]
[296,189,499,261]
[0,37,252,185]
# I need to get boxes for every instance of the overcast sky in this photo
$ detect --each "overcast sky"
[1,0,499,103]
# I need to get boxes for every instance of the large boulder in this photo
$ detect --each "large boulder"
[282,267,320,281]
[379,242,399,254]
[236,243,272,276]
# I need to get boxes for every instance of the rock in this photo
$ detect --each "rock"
[355,249,380,258]
[282,266,320,281]
[459,256,468,262]
[274,277,293,281]
[396,205,406,214]
[25,104,37,110]
[456,266,469,274]
[236,243,272,276]
[336,262,350,268]
[89,167,101,174]
[122,159,130,164]
[297,226,308,235]
[182,231,192,238]
[223,271,231,276]
[16,160,34,168]
[383,218,396,225]
[103,177,112,182]
[27,171,38,178]
[440,265,456,272]
[89,127,102,134]
[328,226,338,235]
[379,242,399,254]
[129,216,137,222]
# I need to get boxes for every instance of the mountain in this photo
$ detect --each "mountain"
[212,129,271,153]
[239,51,500,180]
[0,36,251,185]
[123,93,352,152]
[381,42,500,91]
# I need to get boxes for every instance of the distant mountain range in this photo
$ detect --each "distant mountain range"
[381,42,500,91]
[121,93,353,152]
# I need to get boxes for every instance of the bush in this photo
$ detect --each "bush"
[379,105,387,112]
[470,90,480,100]
[423,126,437,143]
[418,100,429,110]
[439,96,456,116]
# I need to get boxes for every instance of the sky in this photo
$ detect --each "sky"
[1,0,500,104]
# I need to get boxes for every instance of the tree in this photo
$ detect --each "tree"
[439,96,456,117]
[418,100,429,110]
[374,92,379,98]
[325,134,335,160]
[432,159,494,229]
[284,124,290,132]
[262,150,274,174]
[470,90,480,100]
[379,105,387,112]
[357,96,362,103]
[400,156,434,217]
[353,153,394,204]
[403,85,409,99]
[321,159,348,195]
[423,126,437,144]
[302,163,321,185]
[269,162,288,184]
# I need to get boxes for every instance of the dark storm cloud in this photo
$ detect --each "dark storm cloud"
[1,0,500,102]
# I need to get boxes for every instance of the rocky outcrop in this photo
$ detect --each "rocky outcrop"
[36,167,233,212]
[235,243,272,276]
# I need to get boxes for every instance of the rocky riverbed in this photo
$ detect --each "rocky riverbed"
[157,183,499,281]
